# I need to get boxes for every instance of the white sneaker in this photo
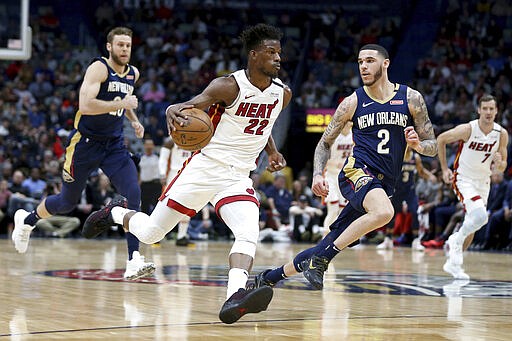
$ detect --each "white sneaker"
[123,251,156,280]
[412,237,425,251]
[446,234,463,265]
[443,259,470,280]
[443,279,470,297]
[12,209,34,253]
[376,236,393,250]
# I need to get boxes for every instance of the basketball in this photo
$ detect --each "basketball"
[170,108,214,151]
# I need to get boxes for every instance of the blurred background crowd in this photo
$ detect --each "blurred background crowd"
[1,0,512,250]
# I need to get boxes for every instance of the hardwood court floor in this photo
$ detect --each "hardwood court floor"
[1,238,511,340]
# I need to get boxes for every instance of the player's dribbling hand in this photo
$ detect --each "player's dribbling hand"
[123,95,138,109]
[311,174,329,197]
[166,104,193,133]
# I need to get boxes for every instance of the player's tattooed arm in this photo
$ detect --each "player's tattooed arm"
[408,88,437,157]
[313,93,356,176]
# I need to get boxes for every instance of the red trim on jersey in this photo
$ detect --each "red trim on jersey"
[159,151,200,199]
[214,195,259,218]
[452,141,464,172]
[165,199,196,217]
[208,103,223,130]
[471,195,481,201]
[452,173,465,211]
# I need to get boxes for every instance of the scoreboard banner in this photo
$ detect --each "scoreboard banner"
[306,108,336,133]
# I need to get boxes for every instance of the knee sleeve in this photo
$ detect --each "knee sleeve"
[229,240,256,258]
[220,201,260,255]
[129,212,168,244]
[461,206,488,235]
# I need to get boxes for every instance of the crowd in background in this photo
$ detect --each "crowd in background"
[1,0,512,250]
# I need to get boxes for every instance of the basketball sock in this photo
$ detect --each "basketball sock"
[24,211,41,227]
[177,221,188,239]
[126,233,139,260]
[227,268,249,298]
[111,206,131,225]
[265,266,287,285]
[316,242,341,261]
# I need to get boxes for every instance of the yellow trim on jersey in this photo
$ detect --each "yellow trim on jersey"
[102,57,131,77]
[363,83,400,104]
[342,156,367,182]
[74,110,81,129]
[63,131,82,175]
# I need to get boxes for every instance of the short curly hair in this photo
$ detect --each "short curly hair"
[240,23,283,55]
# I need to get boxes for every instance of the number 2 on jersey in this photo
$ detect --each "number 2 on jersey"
[377,129,390,154]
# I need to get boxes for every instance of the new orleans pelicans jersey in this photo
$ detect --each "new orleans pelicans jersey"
[203,69,284,171]
[454,120,502,179]
[326,130,353,177]
[352,84,412,186]
[74,57,136,139]
[397,151,417,194]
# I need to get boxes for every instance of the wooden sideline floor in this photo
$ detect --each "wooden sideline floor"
[0,238,511,340]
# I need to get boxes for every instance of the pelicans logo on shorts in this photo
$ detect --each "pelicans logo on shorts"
[62,170,75,183]
[354,176,372,192]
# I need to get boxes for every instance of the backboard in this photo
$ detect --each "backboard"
[0,0,31,60]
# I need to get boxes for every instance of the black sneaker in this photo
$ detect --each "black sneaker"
[254,269,274,288]
[176,237,191,246]
[300,255,329,290]
[82,195,128,239]
[218,286,273,324]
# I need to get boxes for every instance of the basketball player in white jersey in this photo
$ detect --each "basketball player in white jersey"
[438,94,508,279]
[323,121,353,232]
[158,137,193,246]
[83,23,291,324]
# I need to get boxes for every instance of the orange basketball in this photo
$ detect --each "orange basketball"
[170,108,214,151]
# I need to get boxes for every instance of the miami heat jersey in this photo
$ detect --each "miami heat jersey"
[74,57,136,139]
[454,120,502,179]
[352,84,412,185]
[202,69,284,171]
[326,130,353,177]
[167,146,192,182]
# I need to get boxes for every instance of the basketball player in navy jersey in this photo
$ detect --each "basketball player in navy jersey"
[255,44,437,290]
[11,27,155,280]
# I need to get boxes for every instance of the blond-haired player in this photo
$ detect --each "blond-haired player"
[438,94,508,280]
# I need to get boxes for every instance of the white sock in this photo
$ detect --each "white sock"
[177,221,188,239]
[226,268,249,299]
[111,206,133,225]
